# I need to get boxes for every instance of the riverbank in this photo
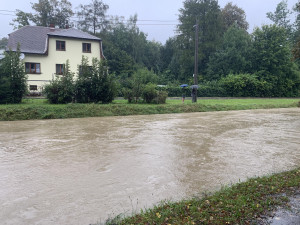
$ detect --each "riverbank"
[106,168,300,225]
[0,98,299,121]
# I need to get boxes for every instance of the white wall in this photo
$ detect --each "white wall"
[24,37,102,92]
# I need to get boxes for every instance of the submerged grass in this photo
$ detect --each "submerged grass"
[0,98,299,121]
[107,168,300,225]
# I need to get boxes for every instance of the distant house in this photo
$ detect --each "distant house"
[6,25,104,93]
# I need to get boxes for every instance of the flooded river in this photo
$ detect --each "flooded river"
[0,108,299,225]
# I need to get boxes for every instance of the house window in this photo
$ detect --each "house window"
[56,40,66,51]
[82,43,91,53]
[56,64,64,75]
[29,85,38,91]
[25,63,41,74]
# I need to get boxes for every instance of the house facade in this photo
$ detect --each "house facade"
[7,26,104,93]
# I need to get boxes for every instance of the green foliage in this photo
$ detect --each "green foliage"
[267,0,293,38]
[77,0,109,34]
[11,0,73,29]
[75,57,116,103]
[100,14,161,74]
[198,80,226,97]
[0,37,8,49]
[178,0,224,79]
[102,40,135,76]
[207,25,252,80]
[222,2,249,31]
[118,168,300,225]
[1,98,299,121]
[155,91,168,104]
[251,25,300,96]
[0,48,27,104]
[219,74,271,97]
[142,83,157,103]
[0,76,11,104]
[122,68,158,103]
[44,60,74,104]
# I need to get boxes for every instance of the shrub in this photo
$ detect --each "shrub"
[142,83,157,103]
[44,60,74,104]
[219,74,267,97]
[198,80,226,97]
[75,57,116,103]
[155,90,168,104]
[0,47,27,104]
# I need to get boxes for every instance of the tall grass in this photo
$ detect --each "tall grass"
[0,98,299,121]
[107,168,300,225]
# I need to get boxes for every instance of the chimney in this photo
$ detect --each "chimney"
[49,23,55,28]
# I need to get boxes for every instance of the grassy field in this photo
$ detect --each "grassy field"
[0,98,299,121]
[106,168,300,225]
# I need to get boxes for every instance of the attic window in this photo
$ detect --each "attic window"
[25,63,41,74]
[82,43,91,53]
[56,41,66,51]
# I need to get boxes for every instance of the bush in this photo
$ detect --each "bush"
[155,90,168,104]
[165,85,182,97]
[198,80,226,97]
[44,60,74,104]
[219,74,268,97]
[122,68,158,103]
[0,47,27,104]
[75,57,116,103]
[142,83,157,103]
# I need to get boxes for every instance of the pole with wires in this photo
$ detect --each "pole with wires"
[192,18,199,103]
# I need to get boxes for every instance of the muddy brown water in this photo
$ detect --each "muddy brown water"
[0,108,299,225]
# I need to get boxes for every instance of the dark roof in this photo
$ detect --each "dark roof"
[48,28,101,41]
[7,26,101,54]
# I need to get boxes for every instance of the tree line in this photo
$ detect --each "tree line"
[1,0,300,104]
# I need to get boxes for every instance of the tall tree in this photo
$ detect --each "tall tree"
[11,0,73,29]
[177,0,224,81]
[77,0,109,34]
[266,0,293,38]
[207,25,252,80]
[251,25,300,96]
[293,1,300,62]
[221,2,249,31]
[10,10,33,29]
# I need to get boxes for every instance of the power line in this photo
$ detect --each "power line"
[0,9,16,13]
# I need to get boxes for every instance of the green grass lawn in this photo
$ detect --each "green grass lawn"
[0,98,299,121]
[107,168,300,225]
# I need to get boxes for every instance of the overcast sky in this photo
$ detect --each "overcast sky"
[0,0,298,43]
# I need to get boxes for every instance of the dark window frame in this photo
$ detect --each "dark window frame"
[29,85,38,91]
[25,62,41,74]
[56,64,64,75]
[82,43,91,53]
[56,40,66,51]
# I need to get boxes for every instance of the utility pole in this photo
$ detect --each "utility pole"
[192,19,199,103]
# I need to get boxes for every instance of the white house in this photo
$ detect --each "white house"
[6,25,104,93]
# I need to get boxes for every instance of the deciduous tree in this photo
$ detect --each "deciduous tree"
[77,0,109,34]
[252,25,300,96]
[267,0,293,38]
[177,0,224,81]
[11,0,73,29]
[207,25,252,80]
[221,2,249,31]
